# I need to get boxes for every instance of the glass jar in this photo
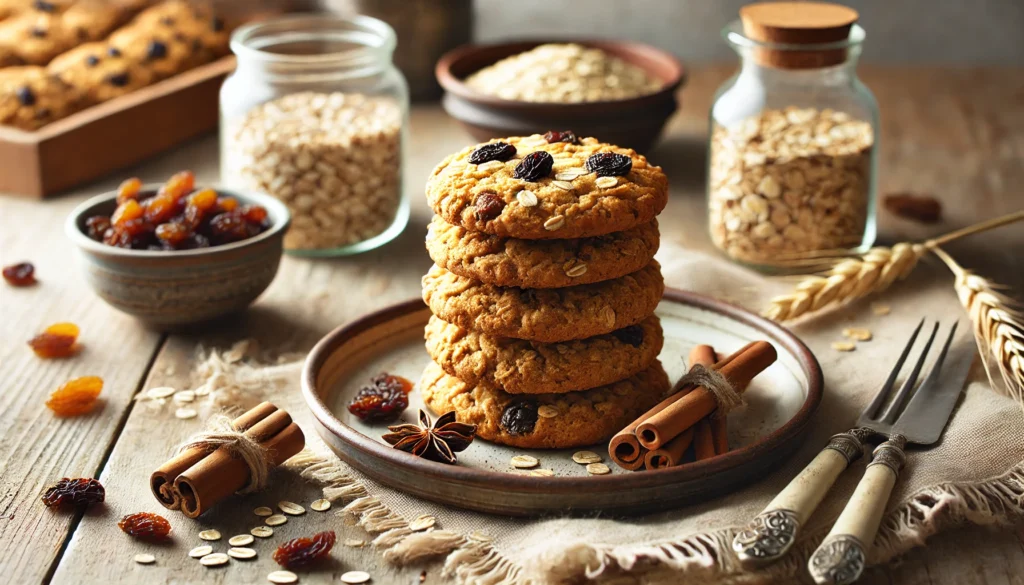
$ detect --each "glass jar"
[707,6,878,271]
[221,14,409,256]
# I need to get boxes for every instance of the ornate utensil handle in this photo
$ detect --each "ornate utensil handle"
[808,434,907,585]
[733,428,873,565]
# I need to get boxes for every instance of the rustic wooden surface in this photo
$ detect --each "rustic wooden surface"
[1,66,1023,584]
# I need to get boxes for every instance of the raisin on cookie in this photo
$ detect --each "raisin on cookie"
[0,65,86,129]
[421,360,670,449]
[425,314,664,394]
[48,41,153,102]
[426,134,668,240]
[421,261,664,343]
[426,215,660,289]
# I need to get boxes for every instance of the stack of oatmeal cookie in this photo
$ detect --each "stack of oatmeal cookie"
[421,132,671,449]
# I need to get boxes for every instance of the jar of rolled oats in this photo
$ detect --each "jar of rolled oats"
[220,14,409,256]
[707,2,878,270]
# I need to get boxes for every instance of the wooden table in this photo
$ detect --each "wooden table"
[2,66,1023,585]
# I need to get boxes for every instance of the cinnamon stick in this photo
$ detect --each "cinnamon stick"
[693,418,716,461]
[710,415,729,455]
[636,341,777,450]
[608,344,717,469]
[645,427,695,469]
[150,401,277,510]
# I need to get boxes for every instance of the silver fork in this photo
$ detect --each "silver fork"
[733,320,972,581]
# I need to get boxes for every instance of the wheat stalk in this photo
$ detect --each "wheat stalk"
[930,247,1024,403]
[763,210,1024,321]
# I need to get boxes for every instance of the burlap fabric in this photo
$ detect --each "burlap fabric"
[278,242,1024,584]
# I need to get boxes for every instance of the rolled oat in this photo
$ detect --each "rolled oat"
[708,107,874,265]
[225,92,403,251]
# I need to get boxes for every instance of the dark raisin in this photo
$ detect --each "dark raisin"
[500,400,537,436]
[107,47,122,57]
[612,325,644,347]
[42,478,105,508]
[273,531,336,568]
[212,17,224,32]
[16,87,35,106]
[33,0,56,12]
[160,16,175,26]
[468,141,516,165]
[544,130,580,144]
[85,54,100,66]
[85,216,111,240]
[30,26,47,38]
[3,262,35,286]
[106,72,130,87]
[586,152,632,177]
[348,373,412,423]
[146,40,167,60]
[512,151,553,182]
[473,192,504,221]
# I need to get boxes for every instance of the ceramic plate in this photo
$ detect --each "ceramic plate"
[302,289,822,516]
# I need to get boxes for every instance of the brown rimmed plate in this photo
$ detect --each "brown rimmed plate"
[302,289,822,516]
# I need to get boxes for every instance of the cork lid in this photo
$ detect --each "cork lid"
[738,2,859,69]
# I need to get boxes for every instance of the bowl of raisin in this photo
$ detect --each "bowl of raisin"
[65,171,290,328]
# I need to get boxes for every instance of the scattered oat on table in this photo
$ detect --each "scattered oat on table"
[147,387,175,399]
[133,553,155,565]
[572,450,602,464]
[251,526,274,538]
[228,547,257,560]
[175,407,198,419]
[268,570,298,584]
[409,514,436,531]
[843,327,873,341]
[510,455,539,469]
[341,570,372,584]
[872,303,892,316]
[310,498,331,512]
[265,514,288,526]
[586,463,611,475]
[200,552,229,567]
[173,390,195,403]
[831,341,857,352]
[529,469,555,477]
[254,506,274,517]
[278,501,305,515]
[229,534,254,546]
[344,538,366,548]
[189,545,213,558]
[198,529,221,541]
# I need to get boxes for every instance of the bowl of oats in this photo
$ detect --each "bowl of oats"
[436,40,684,151]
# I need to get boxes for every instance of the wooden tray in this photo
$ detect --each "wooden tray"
[302,290,823,516]
[0,56,235,198]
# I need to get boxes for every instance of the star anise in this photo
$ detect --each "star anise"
[382,409,476,465]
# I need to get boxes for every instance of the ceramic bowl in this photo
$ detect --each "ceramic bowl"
[66,186,290,328]
[435,40,686,152]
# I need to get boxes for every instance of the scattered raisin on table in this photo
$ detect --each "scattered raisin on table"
[500,400,538,436]
[544,130,580,144]
[473,192,505,221]
[46,376,103,417]
[118,512,171,540]
[513,151,554,182]
[28,322,80,358]
[348,373,412,423]
[883,192,943,224]
[273,531,336,568]
[586,152,632,177]
[42,478,105,509]
[3,262,36,286]
[612,325,645,347]
[469,141,516,165]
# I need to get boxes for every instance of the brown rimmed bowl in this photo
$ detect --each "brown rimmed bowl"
[435,40,686,152]
[65,186,290,329]
[302,290,823,517]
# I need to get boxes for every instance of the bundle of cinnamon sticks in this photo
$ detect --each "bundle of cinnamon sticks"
[609,341,777,471]
[151,402,305,517]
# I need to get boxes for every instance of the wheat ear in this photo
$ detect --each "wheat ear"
[763,210,1024,321]
[931,247,1024,404]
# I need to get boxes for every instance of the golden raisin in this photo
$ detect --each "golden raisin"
[154,222,190,248]
[111,199,143,227]
[162,170,195,201]
[272,531,336,568]
[143,192,180,224]
[28,322,80,358]
[216,196,238,212]
[188,188,218,211]
[46,376,102,417]
[115,177,143,204]
[118,512,171,540]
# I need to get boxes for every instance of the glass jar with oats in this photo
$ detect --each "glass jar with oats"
[220,15,409,256]
[707,2,878,270]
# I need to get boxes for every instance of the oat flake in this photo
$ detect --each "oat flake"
[832,341,857,352]
[254,506,274,517]
[229,534,254,546]
[543,215,565,231]
[572,450,602,464]
[133,553,155,565]
[147,387,175,399]
[537,405,559,418]
[595,176,619,189]
[843,327,873,341]
[228,547,257,560]
[565,263,588,277]
[409,514,436,531]
[341,571,371,584]
[265,514,288,526]
[200,552,229,566]
[189,545,213,558]
[251,526,274,538]
[344,538,366,548]
[311,498,331,512]
[268,570,298,584]
[529,469,555,477]
[511,455,539,469]
[552,180,574,191]
[175,407,198,419]
[516,189,538,207]
[278,501,306,515]
[586,462,611,475]
[198,529,221,541]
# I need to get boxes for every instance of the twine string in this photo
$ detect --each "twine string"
[676,364,745,415]
[176,415,270,494]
